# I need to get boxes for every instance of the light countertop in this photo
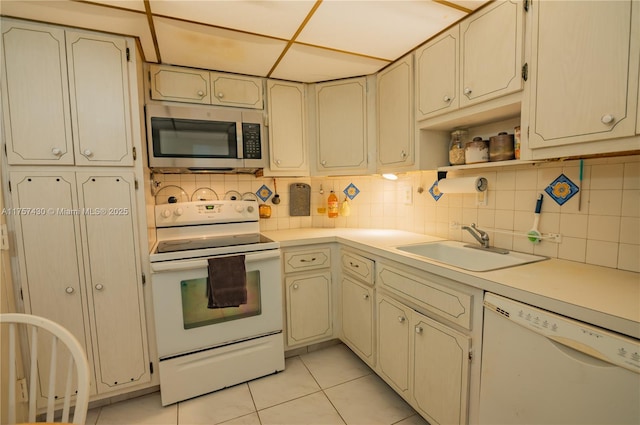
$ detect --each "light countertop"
[263,228,640,339]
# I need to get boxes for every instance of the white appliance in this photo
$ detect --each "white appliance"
[149,200,284,406]
[479,293,640,424]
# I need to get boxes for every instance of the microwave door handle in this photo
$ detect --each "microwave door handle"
[236,121,244,159]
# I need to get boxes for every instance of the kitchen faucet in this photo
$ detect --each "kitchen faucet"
[462,223,490,248]
[461,223,510,254]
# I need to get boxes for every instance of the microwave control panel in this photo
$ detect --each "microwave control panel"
[242,123,262,159]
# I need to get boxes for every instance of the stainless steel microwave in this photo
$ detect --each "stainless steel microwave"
[145,102,266,172]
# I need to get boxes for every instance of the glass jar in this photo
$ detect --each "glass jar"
[449,130,468,165]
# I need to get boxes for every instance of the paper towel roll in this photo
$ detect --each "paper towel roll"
[437,177,487,193]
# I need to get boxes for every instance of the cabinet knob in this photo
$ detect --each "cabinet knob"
[321,160,327,166]
[601,114,615,125]
[95,284,104,291]
[197,90,204,97]
[415,326,423,334]
[275,159,281,165]
[400,150,407,159]
[363,294,369,300]
[398,316,406,323]
[463,87,472,96]
[217,92,224,99]
[443,95,451,102]
[51,147,63,157]
[65,287,75,294]
[83,149,93,158]
[293,284,299,289]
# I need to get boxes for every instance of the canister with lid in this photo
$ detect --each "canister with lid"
[448,130,468,165]
[489,132,515,162]
[465,137,489,164]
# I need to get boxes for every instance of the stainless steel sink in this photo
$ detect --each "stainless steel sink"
[395,240,548,272]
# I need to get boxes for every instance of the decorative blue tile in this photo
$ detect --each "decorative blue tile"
[429,180,443,201]
[545,173,579,206]
[343,183,360,200]
[256,185,272,202]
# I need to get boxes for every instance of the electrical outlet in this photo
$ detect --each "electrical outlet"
[400,185,413,205]
[17,378,28,402]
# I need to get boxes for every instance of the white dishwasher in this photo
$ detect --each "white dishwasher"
[479,293,640,424]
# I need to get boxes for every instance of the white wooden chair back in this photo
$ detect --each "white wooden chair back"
[1,313,90,424]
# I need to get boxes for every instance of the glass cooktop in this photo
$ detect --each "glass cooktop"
[156,233,273,254]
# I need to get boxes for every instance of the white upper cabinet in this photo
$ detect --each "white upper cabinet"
[524,0,640,158]
[377,55,414,171]
[314,77,368,174]
[459,0,524,108]
[415,27,459,121]
[1,21,74,165]
[210,72,263,109]
[67,31,134,166]
[148,64,264,109]
[266,80,308,175]
[1,19,134,166]
[149,64,211,104]
[415,0,523,124]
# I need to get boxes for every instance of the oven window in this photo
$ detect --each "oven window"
[180,271,261,329]
[151,117,237,158]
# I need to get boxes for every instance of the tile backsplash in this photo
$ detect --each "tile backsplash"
[152,155,640,273]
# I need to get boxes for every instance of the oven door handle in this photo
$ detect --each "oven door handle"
[151,250,280,272]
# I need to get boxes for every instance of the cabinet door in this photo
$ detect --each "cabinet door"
[10,172,95,401]
[149,64,211,103]
[377,55,414,170]
[210,72,263,109]
[377,295,410,398]
[528,0,639,148]
[67,31,134,166]
[459,0,523,107]
[412,311,471,425]
[285,271,332,346]
[315,78,367,172]
[267,80,308,173]
[77,173,149,392]
[341,277,374,366]
[415,26,459,120]
[1,21,74,165]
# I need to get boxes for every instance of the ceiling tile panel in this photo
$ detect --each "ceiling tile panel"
[149,0,317,40]
[271,43,389,83]
[296,0,466,60]
[154,16,287,76]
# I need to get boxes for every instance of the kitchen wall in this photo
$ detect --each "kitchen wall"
[153,154,640,273]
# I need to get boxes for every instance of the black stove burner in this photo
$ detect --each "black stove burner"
[156,233,273,254]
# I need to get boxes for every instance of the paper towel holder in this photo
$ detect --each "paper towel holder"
[437,175,488,206]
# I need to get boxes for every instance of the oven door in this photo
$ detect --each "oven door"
[150,249,282,358]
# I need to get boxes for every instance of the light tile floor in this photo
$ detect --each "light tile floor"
[86,343,429,425]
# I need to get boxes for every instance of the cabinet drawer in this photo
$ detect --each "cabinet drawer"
[341,250,374,286]
[284,247,331,273]
[377,262,472,330]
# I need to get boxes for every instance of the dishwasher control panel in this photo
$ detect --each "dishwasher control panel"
[484,293,640,373]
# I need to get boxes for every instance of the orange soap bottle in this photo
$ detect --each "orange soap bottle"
[327,190,339,218]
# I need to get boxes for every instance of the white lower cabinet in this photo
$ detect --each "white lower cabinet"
[341,277,374,364]
[377,294,411,399]
[283,246,333,348]
[9,171,150,402]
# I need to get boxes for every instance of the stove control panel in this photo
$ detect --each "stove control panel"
[156,200,259,227]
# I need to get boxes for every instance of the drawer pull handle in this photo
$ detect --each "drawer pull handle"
[300,257,316,263]
[349,262,360,268]
[398,316,406,323]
